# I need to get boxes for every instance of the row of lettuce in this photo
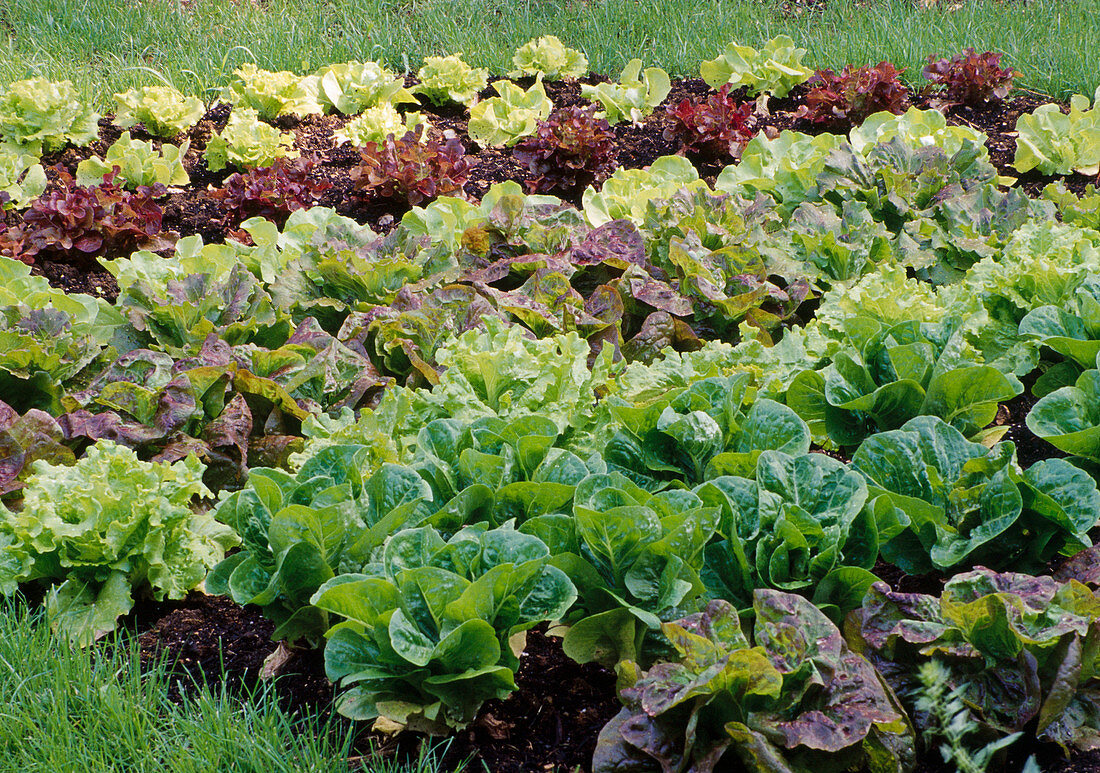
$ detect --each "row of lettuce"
[1,35,1099,213]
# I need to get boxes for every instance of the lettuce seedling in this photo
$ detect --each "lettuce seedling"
[0,77,100,153]
[412,54,488,107]
[581,60,670,125]
[664,84,755,157]
[206,155,330,226]
[798,62,909,129]
[314,60,417,115]
[113,85,205,138]
[922,48,1016,108]
[334,104,426,147]
[351,127,469,205]
[1014,87,1100,176]
[509,36,588,80]
[223,63,323,120]
[513,105,617,194]
[76,132,190,189]
[0,142,46,210]
[4,169,169,264]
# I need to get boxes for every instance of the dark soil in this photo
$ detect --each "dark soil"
[997,391,1065,468]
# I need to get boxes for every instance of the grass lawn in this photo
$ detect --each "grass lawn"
[0,599,450,773]
[1,0,1097,109]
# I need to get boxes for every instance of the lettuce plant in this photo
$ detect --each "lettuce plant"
[223,63,323,120]
[412,54,488,107]
[113,85,205,138]
[715,130,842,215]
[0,142,46,210]
[1019,274,1100,373]
[116,262,289,356]
[603,374,811,488]
[509,35,588,80]
[1026,353,1100,462]
[922,49,1016,108]
[663,84,755,158]
[76,132,190,189]
[697,450,878,617]
[0,305,107,413]
[1014,87,1100,176]
[513,106,617,194]
[583,155,705,226]
[468,79,553,147]
[409,414,589,509]
[848,106,989,159]
[206,155,331,226]
[855,569,1100,751]
[0,403,76,496]
[786,316,1021,447]
[593,595,914,773]
[0,441,238,645]
[208,450,434,644]
[797,62,909,129]
[314,60,416,115]
[522,473,720,666]
[311,524,576,731]
[351,127,469,205]
[0,77,100,153]
[4,169,169,264]
[1043,183,1100,230]
[334,104,425,147]
[699,35,813,97]
[204,108,298,172]
[580,59,670,125]
[853,416,1100,574]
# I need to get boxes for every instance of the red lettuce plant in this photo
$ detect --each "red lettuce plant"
[798,62,909,128]
[350,127,470,206]
[922,49,1016,108]
[0,168,167,264]
[207,155,331,226]
[513,105,618,194]
[662,84,755,158]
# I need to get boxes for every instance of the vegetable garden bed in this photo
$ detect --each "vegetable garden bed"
[5,35,1100,773]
